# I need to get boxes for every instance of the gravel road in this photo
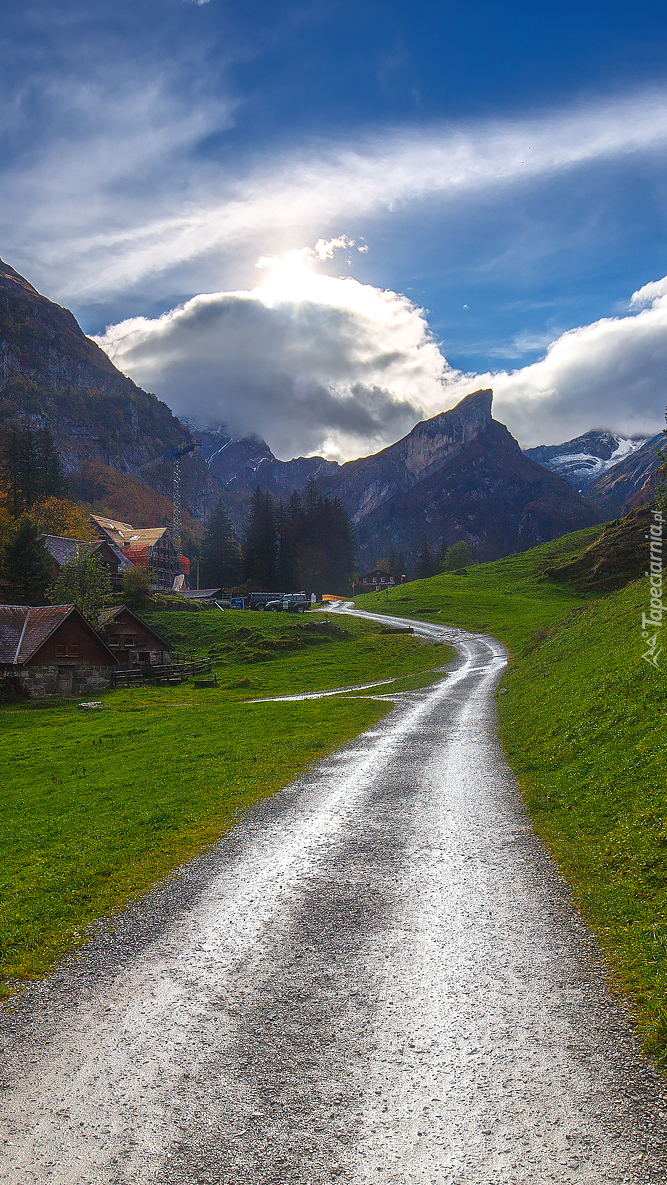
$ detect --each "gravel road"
[1,607,666,1185]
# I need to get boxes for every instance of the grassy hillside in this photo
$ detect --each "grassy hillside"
[355,523,667,1060]
[0,612,451,990]
[497,582,667,1061]
[354,524,604,650]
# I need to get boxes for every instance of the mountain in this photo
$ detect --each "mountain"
[0,258,611,568]
[0,258,210,538]
[318,389,599,567]
[196,429,339,531]
[0,258,191,468]
[586,433,664,516]
[523,430,650,492]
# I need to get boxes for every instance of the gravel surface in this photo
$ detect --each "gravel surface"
[1,608,666,1184]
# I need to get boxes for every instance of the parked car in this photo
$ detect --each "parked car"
[249,592,285,610]
[266,594,309,614]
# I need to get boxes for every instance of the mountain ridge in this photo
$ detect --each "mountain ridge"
[318,390,599,566]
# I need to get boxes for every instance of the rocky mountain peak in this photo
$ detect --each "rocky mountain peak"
[397,388,493,480]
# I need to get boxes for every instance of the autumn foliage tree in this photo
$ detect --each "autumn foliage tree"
[30,497,97,540]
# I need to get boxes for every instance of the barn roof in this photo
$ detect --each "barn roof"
[122,527,172,548]
[97,605,172,650]
[0,605,118,666]
[92,515,173,552]
[42,536,94,566]
[91,515,135,548]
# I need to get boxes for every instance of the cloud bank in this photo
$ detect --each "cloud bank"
[96,261,447,458]
[96,255,667,457]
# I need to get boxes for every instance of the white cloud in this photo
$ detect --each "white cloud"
[95,256,448,459]
[95,249,667,458]
[488,280,667,445]
[6,87,667,303]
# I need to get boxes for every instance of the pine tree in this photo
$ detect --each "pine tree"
[276,496,300,589]
[395,551,407,581]
[35,428,67,502]
[1,516,55,604]
[243,487,278,587]
[414,535,435,580]
[0,426,67,517]
[200,499,240,589]
[436,538,450,572]
[293,489,356,594]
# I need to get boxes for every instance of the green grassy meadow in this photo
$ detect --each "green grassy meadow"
[0,611,452,990]
[353,524,604,650]
[354,530,667,1060]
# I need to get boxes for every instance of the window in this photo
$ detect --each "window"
[107,634,120,648]
[55,639,77,658]
[123,635,137,648]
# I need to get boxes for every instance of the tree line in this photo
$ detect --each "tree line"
[199,478,356,594]
[412,535,474,579]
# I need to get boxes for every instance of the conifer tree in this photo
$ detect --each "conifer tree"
[0,426,67,517]
[414,535,436,580]
[200,499,240,589]
[1,516,55,604]
[276,495,300,588]
[243,487,278,587]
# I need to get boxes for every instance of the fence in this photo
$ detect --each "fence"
[111,657,212,689]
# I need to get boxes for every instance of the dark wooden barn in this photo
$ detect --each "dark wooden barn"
[0,604,118,698]
[97,606,172,668]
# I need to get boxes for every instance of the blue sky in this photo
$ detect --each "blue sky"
[2,0,667,456]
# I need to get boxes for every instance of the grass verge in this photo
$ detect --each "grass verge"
[0,614,451,992]
[355,530,667,1060]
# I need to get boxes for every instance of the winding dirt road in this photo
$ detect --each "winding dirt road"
[1,608,666,1184]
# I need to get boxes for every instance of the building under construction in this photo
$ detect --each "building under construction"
[91,516,190,590]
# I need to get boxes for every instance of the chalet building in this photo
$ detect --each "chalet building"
[91,516,187,590]
[42,535,134,593]
[359,568,396,589]
[0,605,117,698]
[97,606,171,668]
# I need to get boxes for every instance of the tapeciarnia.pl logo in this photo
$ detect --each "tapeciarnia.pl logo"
[642,509,664,670]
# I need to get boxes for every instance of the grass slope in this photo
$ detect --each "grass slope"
[496,582,667,1060]
[0,612,452,991]
[355,528,667,1060]
[354,525,604,650]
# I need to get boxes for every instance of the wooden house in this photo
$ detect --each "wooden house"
[97,606,172,668]
[0,604,118,698]
[42,535,134,593]
[359,568,396,589]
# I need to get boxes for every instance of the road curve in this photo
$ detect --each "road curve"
[1,609,666,1184]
